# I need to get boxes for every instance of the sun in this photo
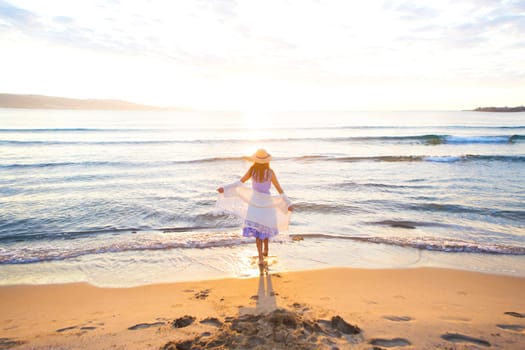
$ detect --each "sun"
[240,110,271,136]
[238,110,274,159]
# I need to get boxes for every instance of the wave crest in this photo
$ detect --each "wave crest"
[1,133,522,146]
[291,234,525,255]
[0,231,254,265]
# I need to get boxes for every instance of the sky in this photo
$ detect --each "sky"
[0,0,524,111]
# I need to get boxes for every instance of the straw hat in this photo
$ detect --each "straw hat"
[252,149,272,164]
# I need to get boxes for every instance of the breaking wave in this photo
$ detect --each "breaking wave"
[1,134,523,146]
[1,154,523,170]
[2,229,524,266]
[0,230,255,265]
[291,234,525,255]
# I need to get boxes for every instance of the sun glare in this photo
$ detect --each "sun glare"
[240,110,267,140]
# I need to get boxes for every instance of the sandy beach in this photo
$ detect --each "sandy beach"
[1,267,524,349]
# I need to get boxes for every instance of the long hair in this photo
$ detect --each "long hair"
[250,162,270,182]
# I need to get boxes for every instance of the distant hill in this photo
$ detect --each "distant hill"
[472,106,525,112]
[0,93,180,110]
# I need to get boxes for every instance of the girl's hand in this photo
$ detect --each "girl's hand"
[217,187,224,193]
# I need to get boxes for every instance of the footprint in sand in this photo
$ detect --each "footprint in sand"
[441,316,471,323]
[194,289,210,300]
[496,324,525,333]
[383,316,413,322]
[369,338,411,347]
[200,317,223,327]
[504,311,525,318]
[172,316,196,328]
[441,333,491,347]
[291,302,311,313]
[56,325,78,333]
[0,338,26,348]
[128,322,165,330]
[56,325,98,333]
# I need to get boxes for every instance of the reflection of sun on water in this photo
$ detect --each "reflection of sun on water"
[237,247,267,278]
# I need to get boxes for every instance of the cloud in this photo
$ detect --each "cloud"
[0,1,188,64]
[0,0,38,28]
[52,15,75,26]
[383,1,439,21]
[445,10,525,50]
[1,0,523,109]
[510,0,525,12]
[195,0,238,21]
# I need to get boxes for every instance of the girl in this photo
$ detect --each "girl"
[217,149,293,267]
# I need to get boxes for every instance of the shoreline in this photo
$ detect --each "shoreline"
[2,238,525,288]
[2,267,525,349]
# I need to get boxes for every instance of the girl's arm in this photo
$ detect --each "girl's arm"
[270,170,284,194]
[271,170,293,211]
[240,167,253,183]
[217,167,252,193]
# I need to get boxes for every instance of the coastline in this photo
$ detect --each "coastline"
[2,238,525,288]
[2,267,525,349]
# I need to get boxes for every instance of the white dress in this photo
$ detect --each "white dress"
[216,178,292,239]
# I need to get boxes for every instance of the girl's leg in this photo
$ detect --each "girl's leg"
[256,238,264,263]
[263,239,269,256]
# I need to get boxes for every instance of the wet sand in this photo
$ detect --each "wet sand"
[1,267,524,349]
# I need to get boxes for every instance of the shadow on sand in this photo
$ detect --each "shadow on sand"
[239,273,278,315]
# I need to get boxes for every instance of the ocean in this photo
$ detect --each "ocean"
[1,109,524,287]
